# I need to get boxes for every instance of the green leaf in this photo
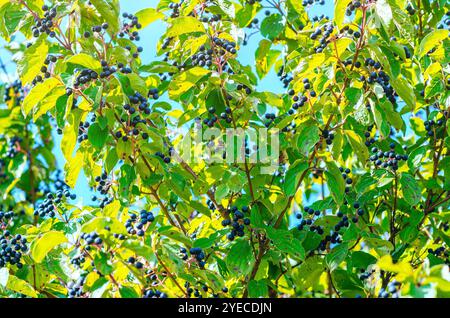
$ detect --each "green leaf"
[31,231,68,263]
[334,0,353,27]
[325,161,345,206]
[66,53,102,71]
[119,286,139,298]
[134,8,164,29]
[345,130,369,163]
[166,16,205,37]
[65,150,84,188]
[88,122,108,149]
[351,251,377,269]
[81,217,127,234]
[22,78,62,117]
[33,86,65,121]
[425,76,444,99]
[284,160,308,196]
[296,124,320,156]
[169,67,210,99]
[260,14,284,40]
[418,29,449,58]
[61,108,83,160]
[226,240,253,274]
[266,227,305,260]
[255,39,281,79]
[16,36,48,85]
[6,274,38,298]
[248,280,269,298]
[400,173,421,205]
[375,0,392,26]
[390,77,416,111]
[89,0,120,33]
[326,243,348,272]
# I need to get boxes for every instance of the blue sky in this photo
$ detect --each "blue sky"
[0,1,334,208]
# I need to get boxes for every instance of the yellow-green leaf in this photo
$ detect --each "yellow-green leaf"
[16,37,48,85]
[134,8,164,29]
[22,78,61,117]
[166,16,205,37]
[418,29,449,58]
[66,53,102,71]
[334,0,353,27]
[31,231,68,263]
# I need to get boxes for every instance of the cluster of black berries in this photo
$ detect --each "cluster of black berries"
[94,172,111,195]
[100,60,119,78]
[311,23,334,53]
[361,58,396,105]
[322,129,335,145]
[67,276,86,298]
[116,62,133,74]
[148,88,159,100]
[290,91,309,111]
[119,13,142,41]
[369,143,408,171]
[345,0,362,16]
[80,231,103,246]
[92,172,114,208]
[428,246,449,265]
[303,0,326,6]
[318,231,342,251]
[264,113,277,127]
[237,83,252,95]
[200,13,222,23]
[3,80,24,106]
[161,37,172,50]
[70,254,86,268]
[32,5,57,38]
[127,256,144,269]
[222,206,251,241]
[218,107,233,124]
[4,136,22,158]
[206,199,216,212]
[32,58,55,86]
[438,11,450,29]
[179,247,206,268]
[185,281,209,298]
[296,208,323,231]
[76,120,90,143]
[246,0,262,4]
[0,233,27,269]
[277,66,293,88]
[359,268,376,281]
[378,281,401,298]
[281,121,297,133]
[34,188,76,218]
[73,68,98,90]
[90,22,109,35]
[339,167,353,193]
[0,159,5,180]
[0,210,15,228]
[311,15,330,25]
[153,151,170,164]
[124,210,155,237]
[363,125,376,147]
[406,3,416,15]
[190,247,206,268]
[168,2,181,18]
[123,92,151,116]
[192,46,213,68]
[424,118,446,139]
[142,289,167,298]
[112,232,126,240]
